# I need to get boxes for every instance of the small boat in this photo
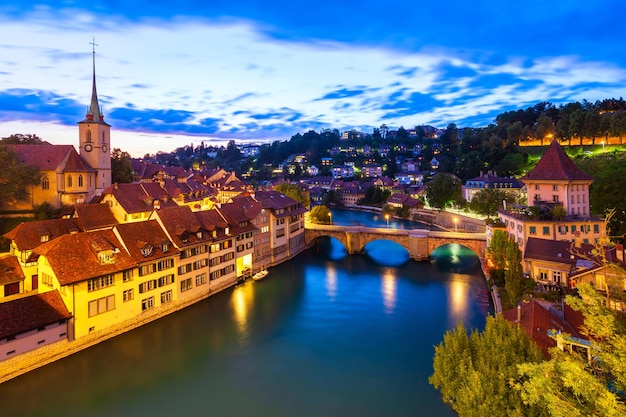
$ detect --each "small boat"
[252,269,268,281]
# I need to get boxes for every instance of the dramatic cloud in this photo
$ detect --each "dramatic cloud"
[0,1,625,156]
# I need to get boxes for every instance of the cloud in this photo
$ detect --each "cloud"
[316,87,368,100]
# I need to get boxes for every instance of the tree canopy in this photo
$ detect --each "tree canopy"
[0,142,41,205]
[425,173,462,209]
[273,183,310,208]
[430,315,545,417]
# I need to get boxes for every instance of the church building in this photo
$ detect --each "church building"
[3,45,111,212]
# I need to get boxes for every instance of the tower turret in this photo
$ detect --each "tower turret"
[78,37,111,195]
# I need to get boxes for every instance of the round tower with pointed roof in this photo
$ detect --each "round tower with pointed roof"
[78,38,111,195]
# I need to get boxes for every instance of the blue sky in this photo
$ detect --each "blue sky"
[1,1,625,157]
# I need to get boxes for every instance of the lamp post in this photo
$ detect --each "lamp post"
[454,217,458,232]
[329,212,332,225]
[385,214,390,228]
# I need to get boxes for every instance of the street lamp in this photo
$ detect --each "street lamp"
[329,212,332,225]
[454,217,458,232]
[385,214,390,228]
[602,141,605,152]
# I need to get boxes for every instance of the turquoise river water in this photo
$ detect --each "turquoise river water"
[0,209,492,417]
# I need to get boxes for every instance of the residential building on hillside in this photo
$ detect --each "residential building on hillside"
[491,140,605,252]
[462,171,524,202]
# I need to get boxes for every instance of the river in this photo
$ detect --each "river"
[0,208,492,417]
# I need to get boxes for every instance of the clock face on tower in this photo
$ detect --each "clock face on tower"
[84,143,93,152]
[102,144,108,153]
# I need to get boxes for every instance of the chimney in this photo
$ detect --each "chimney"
[114,182,118,190]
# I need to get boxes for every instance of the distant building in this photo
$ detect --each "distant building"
[462,170,524,202]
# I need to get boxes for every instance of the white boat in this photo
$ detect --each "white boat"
[252,270,268,281]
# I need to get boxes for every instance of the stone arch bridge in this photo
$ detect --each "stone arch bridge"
[305,224,486,261]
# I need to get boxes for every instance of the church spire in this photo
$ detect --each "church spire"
[85,37,104,123]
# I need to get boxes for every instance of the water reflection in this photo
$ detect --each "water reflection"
[232,281,254,340]
[381,268,397,314]
[447,276,470,325]
[325,265,338,300]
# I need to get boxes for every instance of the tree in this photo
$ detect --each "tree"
[273,183,310,208]
[487,229,509,272]
[469,188,516,219]
[0,143,41,206]
[309,205,331,224]
[504,236,525,305]
[516,283,626,416]
[111,148,134,183]
[1,133,45,145]
[425,173,462,210]
[430,315,545,417]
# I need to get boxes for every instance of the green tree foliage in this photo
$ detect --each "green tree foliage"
[504,236,525,304]
[273,183,310,208]
[309,205,331,224]
[429,316,545,417]
[469,188,517,218]
[517,283,626,416]
[111,148,134,184]
[0,142,41,205]
[425,173,462,210]
[1,133,45,145]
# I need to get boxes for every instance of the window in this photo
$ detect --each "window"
[88,295,115,317]
[141,297,154,311]
[122,270,133,282]
[78,175,83,187]
[534,184,540,190]
[552,271,562,284]
[178,263,192,275]
[594,224,599,233]
[539,271,548,281]
[139,263,156,276]
[141,245,154,257]
[158,274,174,287]
[529,226,536,235]
[552,195,559,203]
[139,280,156,293]
[87,275,114,292]
[276,228,285,238]
[123,289,134,302]
[42,272,54,287]
[40,234,49,243]
[196,273,207,286]
[542,226,550,236]
[161,290,172,304]
[553,184,558,191]
[180,278,192,292]
[86,130,92,142]
[42,177,49,190]
[67,175,73,188]
[261,226,269,233]
[571,225,577,232]
[157,259,174,271]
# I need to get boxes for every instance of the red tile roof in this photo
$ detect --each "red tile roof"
[522,140,594,181]
[33,229,137,285]
[113,220,178,263]
[503,299,586,358]
[11,144,74,171]
[73,203,118,230]
[0,256,25,285]
[3,218,83,251]
[152,206,210,247]
[0,290,72,339]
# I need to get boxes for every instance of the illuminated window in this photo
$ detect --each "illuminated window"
[41,177,49,190]
[78,175,83,187]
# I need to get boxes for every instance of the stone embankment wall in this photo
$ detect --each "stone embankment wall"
[0,279,234,384]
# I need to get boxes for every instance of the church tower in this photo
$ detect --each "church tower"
[78,38,111,195]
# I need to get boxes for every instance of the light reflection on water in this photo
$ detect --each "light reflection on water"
[0,210,491,417]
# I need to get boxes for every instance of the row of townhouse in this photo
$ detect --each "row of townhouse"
[0,191,306,361]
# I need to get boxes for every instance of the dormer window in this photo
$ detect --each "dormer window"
[40,234,50,243]
[225,227,230,235]
[98,251,114,264]
[196,231,203,239]
[162,242,169,253]
[141,244,154,257]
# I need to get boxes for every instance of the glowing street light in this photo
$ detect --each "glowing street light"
[602,141,605,151]
[385,214,390,228]
[454,217,458,232]
[328,212,332,225]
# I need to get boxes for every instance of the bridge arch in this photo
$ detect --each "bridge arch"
[305,225,485,262]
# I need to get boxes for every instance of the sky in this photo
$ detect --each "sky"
[1,1,626,157]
